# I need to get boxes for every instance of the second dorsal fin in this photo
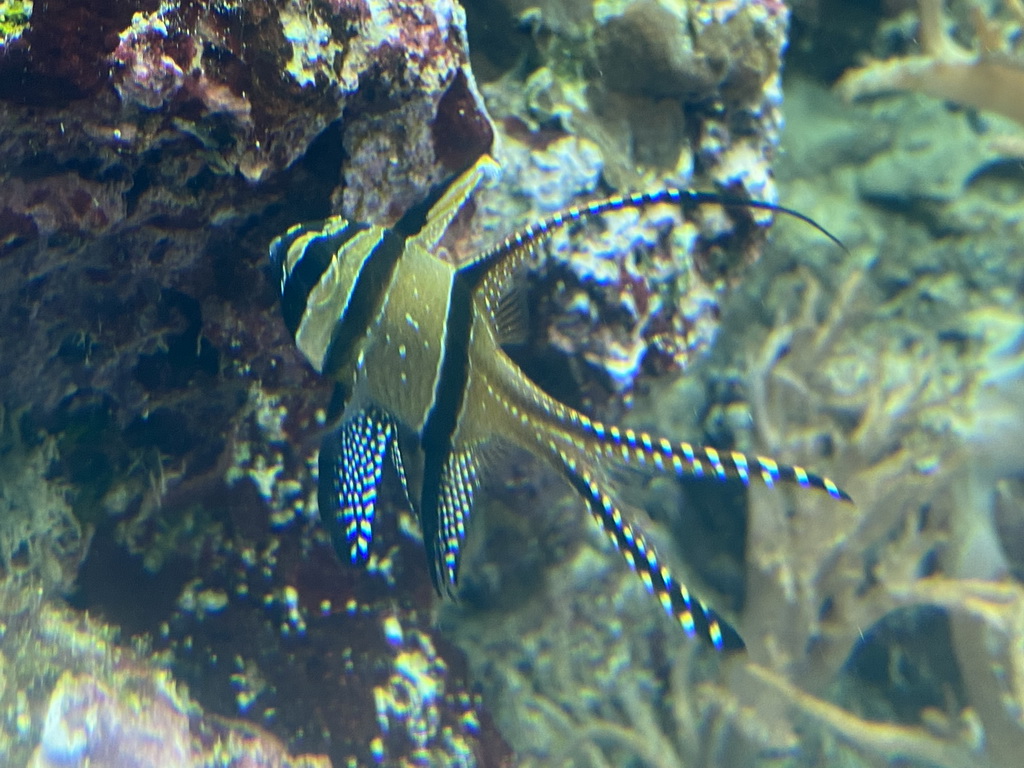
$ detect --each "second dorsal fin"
[459,185,846,310]
[490,282,530,345]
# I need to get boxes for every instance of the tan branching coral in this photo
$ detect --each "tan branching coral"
[725,259,1024,767]
[742,576,1024,768]
[836,0,1024,127]
[746,663,987,768]
[736,267,948,675]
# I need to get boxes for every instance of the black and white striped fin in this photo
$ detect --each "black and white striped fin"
[557,451,744,651]
[602,428,851,501]
[531,392,851,502]
[318,407,396,564]
[486,347,848,649]
[436,448,481,593]
[459,185,845,327]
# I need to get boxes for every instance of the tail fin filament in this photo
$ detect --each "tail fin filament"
[520,378,851,503]
[558,451,744,651]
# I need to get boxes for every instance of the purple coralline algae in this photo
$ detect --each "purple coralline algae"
[31,671,192,768]
[104,0,493,186]
[28,666,341,767]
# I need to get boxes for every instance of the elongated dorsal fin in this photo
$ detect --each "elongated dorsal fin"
[458,186,846,332]
[407,155,501,253]
[490,282,530,345]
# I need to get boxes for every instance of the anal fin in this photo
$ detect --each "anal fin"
[436,448,481,595]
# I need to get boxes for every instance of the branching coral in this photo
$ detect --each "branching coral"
[743,576,1024,768]
[836,0,1024,128]
[746,662,986,768]
[708,247,1024,767]
[739,268,956,673]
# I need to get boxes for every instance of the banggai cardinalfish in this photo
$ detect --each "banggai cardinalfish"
[269,156,850,651]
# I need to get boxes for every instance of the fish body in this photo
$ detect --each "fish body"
[270,156,850,651]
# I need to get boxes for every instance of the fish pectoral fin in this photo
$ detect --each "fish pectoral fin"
[319,407,396,565]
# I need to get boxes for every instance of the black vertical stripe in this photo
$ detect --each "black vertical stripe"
[318,427,345,559]
[274,222,365,337]
[418,274,475,590]
[320,230,406,378]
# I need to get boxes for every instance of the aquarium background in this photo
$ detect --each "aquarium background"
[0,0,1022,766]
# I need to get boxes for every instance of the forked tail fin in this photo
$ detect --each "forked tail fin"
[520,382,850,651]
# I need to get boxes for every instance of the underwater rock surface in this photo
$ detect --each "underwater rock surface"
[0,578,330,768]
[0,0,507,764]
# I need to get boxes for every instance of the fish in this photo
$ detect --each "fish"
[269,155,851,651]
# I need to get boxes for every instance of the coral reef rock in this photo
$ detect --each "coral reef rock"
[462,0,794,400]
[0,579,329,768]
